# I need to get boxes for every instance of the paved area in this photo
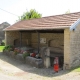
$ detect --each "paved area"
[0,52,80,80]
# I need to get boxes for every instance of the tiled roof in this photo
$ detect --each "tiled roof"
[4,12,80,31]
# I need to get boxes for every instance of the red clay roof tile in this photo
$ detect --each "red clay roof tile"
[4,12,80,31]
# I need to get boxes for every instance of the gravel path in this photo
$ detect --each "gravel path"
[0,52,80,80]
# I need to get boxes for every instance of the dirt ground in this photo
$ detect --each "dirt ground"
[0,52,80,80]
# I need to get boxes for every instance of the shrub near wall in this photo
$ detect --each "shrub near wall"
[3,45,14,55]
[0,46,5,52]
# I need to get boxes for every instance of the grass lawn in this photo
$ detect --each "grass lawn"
[0,46,5,52]
[70,66,80,72]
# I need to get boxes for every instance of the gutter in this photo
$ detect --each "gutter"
[70,19,80,31]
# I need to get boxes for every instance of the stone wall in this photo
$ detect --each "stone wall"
[21,32,31,46]
[5,31,64,68]
[5,31,31,46]
[5,31,64,52]
[64,26,80,69]
[31,33,64,50]
[5,31,20,46]
[70,24,80,68]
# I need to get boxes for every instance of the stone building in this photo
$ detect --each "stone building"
[0,22,10,44]
[4,12,80,69]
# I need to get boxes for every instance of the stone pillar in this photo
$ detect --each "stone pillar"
[64,28,71,69]
[44,48,51,68]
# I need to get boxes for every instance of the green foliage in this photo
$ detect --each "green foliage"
[1,42,5,46]
[0,40,5,46]
[0,46,5,52]
[3,45,13,52]
[18,9,42,21]
[14,51,18,55]
[74,67,80,72]
[23,51,30,59]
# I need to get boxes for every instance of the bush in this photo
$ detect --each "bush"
[23,51,30,59]
[3,45,14,52]
[1,42,5,46]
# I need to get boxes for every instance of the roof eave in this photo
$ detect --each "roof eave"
[4,26,70,31]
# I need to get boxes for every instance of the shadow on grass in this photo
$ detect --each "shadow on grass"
[0,52,74,77]
[69,66,80,72]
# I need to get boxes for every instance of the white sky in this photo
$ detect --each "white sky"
[0,0,80,25]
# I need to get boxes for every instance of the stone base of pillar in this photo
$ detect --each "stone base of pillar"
[63,63,70,70]
[44,48,51,68]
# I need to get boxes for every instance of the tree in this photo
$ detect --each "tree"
[18,9,42,21]
[65,9,70,14]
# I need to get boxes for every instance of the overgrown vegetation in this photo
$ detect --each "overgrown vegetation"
[0,46,5,52]
[23,51,30,59]
[3,45,14,52]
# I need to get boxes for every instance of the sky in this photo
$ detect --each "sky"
[0,0,80,25]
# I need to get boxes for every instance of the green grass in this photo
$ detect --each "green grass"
[0,46,5,52]
[70,66,80,72]
[73,67,80,72]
